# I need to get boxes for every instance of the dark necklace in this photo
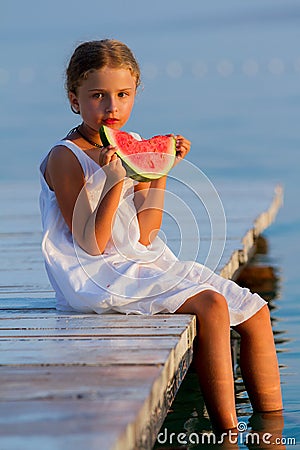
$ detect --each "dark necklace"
[75,125,103,148]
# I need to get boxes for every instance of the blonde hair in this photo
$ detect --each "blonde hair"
[66,39,141,94]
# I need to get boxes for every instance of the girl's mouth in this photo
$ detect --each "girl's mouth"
[103,118,119,126]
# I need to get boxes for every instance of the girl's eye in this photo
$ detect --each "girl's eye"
[93,93,104,99]
[118,92,129,98]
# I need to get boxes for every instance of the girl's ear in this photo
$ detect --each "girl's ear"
[69,91,80,114]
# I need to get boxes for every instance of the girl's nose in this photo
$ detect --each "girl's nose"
[105,97,118,113]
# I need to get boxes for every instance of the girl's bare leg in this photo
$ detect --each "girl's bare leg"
[233,305,283,412]
[175,290,238,431]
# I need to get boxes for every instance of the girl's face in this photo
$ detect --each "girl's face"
[69,66,137,131]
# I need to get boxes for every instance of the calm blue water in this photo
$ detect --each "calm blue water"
[1,0,300,447]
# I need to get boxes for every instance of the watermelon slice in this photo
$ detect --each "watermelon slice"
[99,125,176,182]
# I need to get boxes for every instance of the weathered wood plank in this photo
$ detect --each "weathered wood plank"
[0,315,196,342]
[0,314,195,327]
[0,328,190,337]
[0,330,193,366]
[0,399,140,450]
[0,298,55,309]
[221,184,283,279]
[0,315,196,450]
[0,365,162,401]
[0,352,192,450]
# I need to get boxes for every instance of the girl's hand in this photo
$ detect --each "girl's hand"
[99,145,126,182]
[168,134,191,167]
[175,135,191,163]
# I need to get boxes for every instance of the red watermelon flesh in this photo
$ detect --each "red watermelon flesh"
[99,125,176,182]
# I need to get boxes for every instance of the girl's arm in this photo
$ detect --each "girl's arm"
[134,177,167,246]
[46,145,125,255]
[134,134,191,246]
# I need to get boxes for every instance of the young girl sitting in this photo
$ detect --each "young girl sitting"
[39,39,283,431]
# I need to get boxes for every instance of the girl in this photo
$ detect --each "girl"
[39,39,283,431]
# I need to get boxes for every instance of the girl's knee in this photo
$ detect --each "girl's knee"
[235,304,271,337]
[178,290,229,322]
[199,290,229,321]
[259,303,271,320]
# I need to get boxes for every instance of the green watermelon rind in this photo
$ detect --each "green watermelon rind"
[99,125,176,183]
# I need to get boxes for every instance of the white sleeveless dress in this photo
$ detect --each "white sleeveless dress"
[39,139,266,325]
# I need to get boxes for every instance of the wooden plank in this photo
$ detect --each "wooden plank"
[0,366,162,401]
[0,365,165,450]
[220,184,283,279]
[0,399,140,450]
[0,313,195,327]
[0,315,196,450]
[0,328,190,337]
[0,354,193,450]
[0,298,55,309]
[0,324,194,366]
[0,314,196,340]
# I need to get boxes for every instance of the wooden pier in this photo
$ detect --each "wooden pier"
[0,180,283,450]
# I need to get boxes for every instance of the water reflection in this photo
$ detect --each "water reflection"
[154,235,288,449]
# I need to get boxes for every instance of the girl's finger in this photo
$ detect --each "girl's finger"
[99,146,117,166]
[102,145,117,156]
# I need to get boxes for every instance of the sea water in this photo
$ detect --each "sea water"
[1,0,299,447]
